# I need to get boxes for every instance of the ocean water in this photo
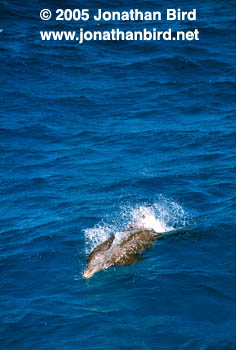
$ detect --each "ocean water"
[0,0,236,349]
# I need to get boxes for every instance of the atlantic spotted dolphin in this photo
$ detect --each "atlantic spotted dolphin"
[83,228,164,278]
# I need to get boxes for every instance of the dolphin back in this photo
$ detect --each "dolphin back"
[107,229,160,266]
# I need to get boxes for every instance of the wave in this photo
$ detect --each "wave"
[84,195,190,254]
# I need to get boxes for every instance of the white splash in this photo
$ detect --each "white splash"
[84,223,112,254]
[84,196,189,254]
[128,205,172,233]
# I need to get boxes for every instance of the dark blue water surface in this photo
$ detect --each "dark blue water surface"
[1,0,236,349]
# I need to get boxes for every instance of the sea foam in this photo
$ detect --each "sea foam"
[84,196,189,254]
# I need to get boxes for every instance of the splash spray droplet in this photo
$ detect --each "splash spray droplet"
[84,196,190,254]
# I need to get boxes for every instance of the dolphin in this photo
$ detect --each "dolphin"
[83,228,164,278]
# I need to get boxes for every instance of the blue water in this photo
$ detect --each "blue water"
[1,0,236,349]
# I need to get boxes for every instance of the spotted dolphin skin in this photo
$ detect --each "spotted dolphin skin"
[83,229,164,279]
